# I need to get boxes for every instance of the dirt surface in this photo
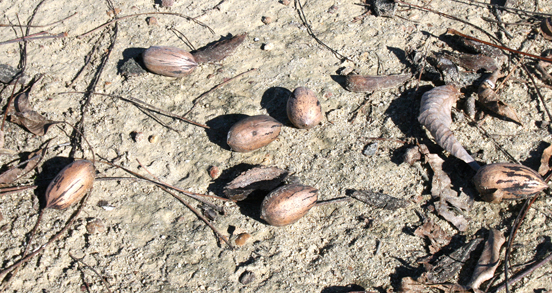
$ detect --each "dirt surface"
[1,0,552,292]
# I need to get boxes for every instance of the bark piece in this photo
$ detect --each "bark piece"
[224,166,288,201]
[466,229,505,290]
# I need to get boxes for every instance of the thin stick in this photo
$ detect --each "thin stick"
[97,159,232,203]
[395,1,502,45]
[135,160,233,249]
[78,12,214,38]
[69,253,112,293]
[0,32,67,46]
[184,68,257,116]
[0,185,37,196]
[447,29,552,63]
[135,159,225,213]
[0,191,91,281]
[1,77,20,131]
[451,0,552,17]
[503,196,539,293]
[521,63,552,122]
[314,197,351,207]
[0,12,78,28]
[61,91,209,129]
[295,0,351,62]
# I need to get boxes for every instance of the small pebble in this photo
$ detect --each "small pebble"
[235,233,251,246]
[363,142,378,157]
[146,17,158,25]
[261,16,272,25]
[1,224,8,232]
[161,0,174,7]
[327,5,338,13]
[131,131,144,142]
[120,58,146,78]
[239,271,255,285]
[209,166,221,179]
[86,219,106,234]
[97,200,116,211]
[262,43,274,51]
[253,37,260,42]
[149,135,159,143]
[203,208,218,221]
[280,0,290,5]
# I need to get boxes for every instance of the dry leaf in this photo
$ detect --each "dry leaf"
[418,85,480,170]
[478,71,521,124]
[423,149,471,231]
[427,238,483,283]
[8,92,56,136]
[538,144,552,176]
[414,218,452,254]
[465,229,505,290]
[0,147,45,187]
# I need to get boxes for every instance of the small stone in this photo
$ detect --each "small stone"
[131,131,144,142]
[327,5,338,14]
[363,142,378,157]
[161,0,174,7]
[86,219,106,234]
[0,64,27,84]
[120,58,146,78]
[261,16,272,25]
[253,38,260,42]
[203,208,217,221]
[1,224,8,232]
[146,17,158,25]
[97,200,115,211]
[280,0,290,5]
[235,233,251,246]
[209,166,221,179]
[239,271,255,285]
[262,43,274,51]
[149,135,159,143]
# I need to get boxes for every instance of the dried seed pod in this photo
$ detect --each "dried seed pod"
[418,85,480,170]
[192,33,247,64]
[473,163,548,203]
[224,166,288,200]
[541,17,552,40]
[260,184,318,226]
[45,160,96,209]
[287,87,323,129]
[227,115,282,152]
[344,73,411,93]
[142,46,197,77]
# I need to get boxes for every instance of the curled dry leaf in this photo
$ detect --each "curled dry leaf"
[473,163,548,203]
[223,166,288,201]
[414,218,452,254]
[192,33,247,64]
[350,189,410,210]
[538,144,552,176]
[0,147,45,187]
[466,229,505,290]
[423,146,471,231]
[418,85,480,170]
[344,73,411,93]
[478,71,521,124]
[8,92,56,136]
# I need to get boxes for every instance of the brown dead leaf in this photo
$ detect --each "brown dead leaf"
[414,218,452,254]
[478,71,521,124]
[465,229,505,290]
[538,144,552,176]
[8,92,57,136]
[422,147,471,231]
[0,147,46,187]
[427,238,483,283]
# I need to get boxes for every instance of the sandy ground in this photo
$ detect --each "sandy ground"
[1,0,552,292]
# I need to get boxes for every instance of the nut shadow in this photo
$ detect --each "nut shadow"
[320,284,366,293]
[34,156,75,208]
[204,113,249,150]
[260,87,292,125]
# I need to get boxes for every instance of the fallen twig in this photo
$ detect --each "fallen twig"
[69,253,112,293]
